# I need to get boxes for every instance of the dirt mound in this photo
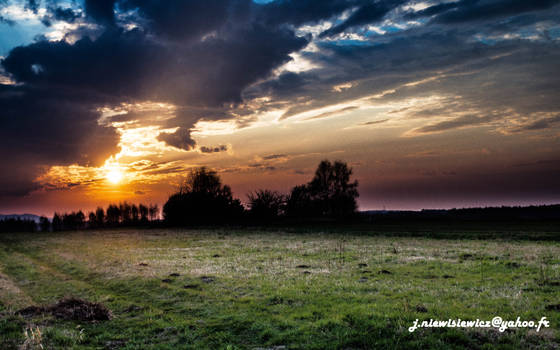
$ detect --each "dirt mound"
[16,305,45,318]
[50,298,112,321]
[17,298,112,321]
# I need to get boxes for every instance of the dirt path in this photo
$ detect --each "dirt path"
[0,247,176,318]
[0,266,33,310]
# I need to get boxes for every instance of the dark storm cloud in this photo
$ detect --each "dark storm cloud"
[257,0,365,27]
[253,71,310,103]
[404,0,560,23]
[2,4,307,159]
[84,0,116,24]
[320,1,405,37]
[161,24,308,106]
[0,83,119,196]
[51,6,80,22]
[119,0,232,41]
[2,29,166,99]
[434,0,560,24]
[4,25,306,106]
[404,0,476,20]
[4,0,311,196]
[0,85,119,165]
[41,6,81,26]
[1,0,560,202]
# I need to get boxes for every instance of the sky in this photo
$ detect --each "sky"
[0,0,559,216]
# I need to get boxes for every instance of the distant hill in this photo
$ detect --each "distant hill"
[0,214,42,223]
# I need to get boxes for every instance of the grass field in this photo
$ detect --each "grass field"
[0,224,559,349]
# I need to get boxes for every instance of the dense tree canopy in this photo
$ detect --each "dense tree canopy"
[287,160,358,218]
[163,167,244,225]
[247,189,285,220]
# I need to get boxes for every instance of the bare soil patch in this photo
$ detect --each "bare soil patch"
[17,297,112,321]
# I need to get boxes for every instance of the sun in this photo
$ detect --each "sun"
[106,169,124,184]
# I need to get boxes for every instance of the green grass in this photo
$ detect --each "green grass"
[0,225,559,349]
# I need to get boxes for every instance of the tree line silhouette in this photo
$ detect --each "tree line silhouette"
[5,158,556,233]
[0,218,39,233]
[163,160,359,224]
[0,202,161,232]
[25,203,160,232]
[1,160,359,232]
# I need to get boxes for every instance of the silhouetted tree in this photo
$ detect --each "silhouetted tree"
[52,213,63,231]
[309,160,358,217]
[106,204,121,226]
[139,204,149,222]
[286,184,318,218]
[76,211,86,229]
[95,207,105,227]
[286,160,358,218]
[178,167,223,195]
[120,202,132,224]
[248,189,285,220]
[61,211,85,230]
[88,211,97,228]
[163,167,243,225]
[148,204,159,221]
[131,204,139,223]
[39,216,51,232]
